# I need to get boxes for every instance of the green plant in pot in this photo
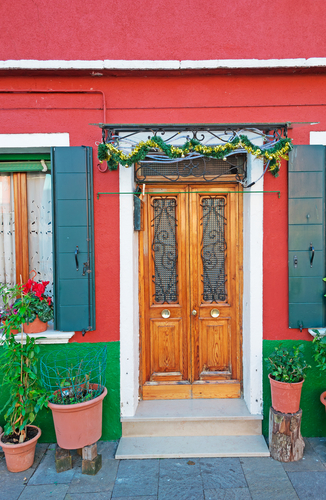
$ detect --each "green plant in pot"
[20,273,54,333]
[0,285,48,473]
[40,344,108,450]
[0,275,54,334]
[312,331,326,409]
[266,344,309,414]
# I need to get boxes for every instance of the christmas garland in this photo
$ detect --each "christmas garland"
[98,135,293,177]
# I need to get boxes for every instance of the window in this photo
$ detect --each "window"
[0,147,95,333]
[0,168,53,290]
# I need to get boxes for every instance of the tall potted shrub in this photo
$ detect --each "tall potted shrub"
[266,344,309,414]
[0,284,48,472]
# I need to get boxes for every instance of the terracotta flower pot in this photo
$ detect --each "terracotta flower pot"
[320,391,326,409]
[269,374,304,414]
[0,425,41,473]
[23,316,47,333]
[48,386,107,449]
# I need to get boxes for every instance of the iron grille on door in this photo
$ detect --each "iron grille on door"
[151,198,178,304]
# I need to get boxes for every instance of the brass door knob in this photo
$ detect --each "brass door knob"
[192,309,197,316]
[211,308,220,318]
[161,309,171,319]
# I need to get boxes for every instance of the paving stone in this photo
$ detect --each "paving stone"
[307,438,326,463]
[65,494,113,500]
[28,447,76,485]
[282,439,326,472]
[158,484,204,500]
[200,458,247,489]
[240,457,298,500]
[288,470,326,499]
[0,476,25,500]
[19,483,69,499]
[159,458,204,500]
[68,455,118,493]
[97,440,119,459]
[160,457,202,478]
[205,489,252,499]
[112,497,157,500]
[112,459,159,498]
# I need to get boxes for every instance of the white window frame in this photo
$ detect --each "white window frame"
[0,133,74,344]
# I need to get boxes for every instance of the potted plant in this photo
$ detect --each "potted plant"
[266,344,309,414]
[40,345,107,450]
[312,331,326,409]
[20,274,54,333]
[0,291,48,472]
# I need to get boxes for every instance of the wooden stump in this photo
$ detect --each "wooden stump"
[269,407,305,462]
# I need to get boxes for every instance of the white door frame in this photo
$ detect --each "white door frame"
[119,147,263,417]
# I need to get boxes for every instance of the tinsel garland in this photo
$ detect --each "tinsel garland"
[98,135,293,176]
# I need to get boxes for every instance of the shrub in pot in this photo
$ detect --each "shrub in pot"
[0,295,48,472]
[312,331,326,409]
[40,344,107,450]
[266,344,309,414]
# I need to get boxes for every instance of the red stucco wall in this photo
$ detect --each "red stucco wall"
[0,72,325,342]
[1,0,326,61]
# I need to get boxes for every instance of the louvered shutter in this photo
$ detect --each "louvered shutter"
[51,147,95,332]
[289,145,326,329]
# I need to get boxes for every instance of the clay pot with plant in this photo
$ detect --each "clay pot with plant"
[266,344,310,414]
[40,345,107,450]
[0,275,54,335]
[20,272,54,333]
[0,293,48,473]
[312,331,326,409]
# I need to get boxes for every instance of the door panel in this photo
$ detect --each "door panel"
[139,184,242,399]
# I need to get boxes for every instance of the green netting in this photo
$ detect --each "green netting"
[40,344,107,404]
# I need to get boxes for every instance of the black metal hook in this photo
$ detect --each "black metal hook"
[75,246,79,271]
[309,243,315,268]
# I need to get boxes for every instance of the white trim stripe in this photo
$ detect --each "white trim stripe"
[0,133,70,148]
[1,58,326,71]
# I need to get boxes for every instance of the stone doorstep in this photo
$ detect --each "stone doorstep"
[116,435,270,459]
[121,398,263,422]
[122,418,262,437]
[121,398,263,439]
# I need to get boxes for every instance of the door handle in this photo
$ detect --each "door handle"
[192,309,197,316]
[309,243,315,268]
[75,246,79,271]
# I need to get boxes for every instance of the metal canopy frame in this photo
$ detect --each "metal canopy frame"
[98,123,289,143]
[97,122,289,185]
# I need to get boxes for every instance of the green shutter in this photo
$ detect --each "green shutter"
[289,145,326,329]
[51,147,95,332]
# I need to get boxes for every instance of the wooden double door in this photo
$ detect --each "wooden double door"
[139,184,242,399]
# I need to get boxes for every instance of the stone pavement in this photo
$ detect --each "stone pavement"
[1,438,326,500]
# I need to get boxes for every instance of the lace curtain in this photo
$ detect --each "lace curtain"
[0,174,15,285]
[0,172,53,294]
[27,172,53,295]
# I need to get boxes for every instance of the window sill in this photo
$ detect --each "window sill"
[2,323,75,345]
[308,328,326,337]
